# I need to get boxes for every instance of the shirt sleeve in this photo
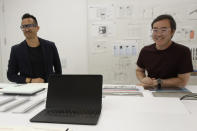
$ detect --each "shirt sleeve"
[7,46,26,83]
[136,48,145,69]
[52,43,62,74]
[178,47,193,74]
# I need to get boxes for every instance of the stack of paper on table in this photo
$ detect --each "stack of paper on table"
[103,84,144,96]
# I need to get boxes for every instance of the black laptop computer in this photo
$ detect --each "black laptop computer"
[30,74,102,125]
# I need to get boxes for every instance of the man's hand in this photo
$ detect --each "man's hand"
[141,77,153,85]
[31,78,44,83]
[140,77,158,89]
[136,66,158,89]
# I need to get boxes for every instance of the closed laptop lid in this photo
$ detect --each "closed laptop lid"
[46,74,102,111]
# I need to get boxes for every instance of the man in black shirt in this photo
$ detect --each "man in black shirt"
[136,14,193,89]
[7,13,62,83]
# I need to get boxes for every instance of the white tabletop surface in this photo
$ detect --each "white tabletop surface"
[0,83,197,131]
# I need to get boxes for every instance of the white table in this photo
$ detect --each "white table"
[0,84,197,131]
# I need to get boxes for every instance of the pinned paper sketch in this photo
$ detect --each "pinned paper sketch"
[153,7,183,21]
[128,24,142,39]
[125,45,132,56]
[98,26,107,34]
[189,9,197,15]
[173,27,195,42]
[188,7,197,19]
[92,41,108,53]
[112,58,133,84]
[90,23,115,37]
[116,4,133,18]
[113,41,138,57]
[190,30,195,39]
[88,4,114,20]
[143,8,153,19]
[190,47,197,71]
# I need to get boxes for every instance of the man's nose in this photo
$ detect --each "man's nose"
[24,28,30,32]
[156,31,163,36]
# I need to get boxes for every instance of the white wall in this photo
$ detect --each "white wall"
[0,0,4,82]
[0,0,88,82]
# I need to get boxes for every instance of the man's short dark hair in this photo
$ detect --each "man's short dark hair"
[151,14,176,31]
[22,13,38,25]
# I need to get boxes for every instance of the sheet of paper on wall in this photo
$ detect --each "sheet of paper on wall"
[90,22,115,37]
[113,71,129,84]
[115,21,130,37]
[187,6,197,19]
[190,30,195,39]
[116,4,133,18]
[128,24,142,39]
[190,46,197,71]
[91,40,108,54]
[88,4,114,20]
[113,41,138,57]
[153,6,183,21]
[112,57,134,84]
[173,27,193,42]
[142,8,154,19]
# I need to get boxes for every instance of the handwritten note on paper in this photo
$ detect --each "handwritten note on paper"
[0,126,69,131]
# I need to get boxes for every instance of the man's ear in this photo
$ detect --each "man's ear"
[37,26,40,31]
[171,29,176,38]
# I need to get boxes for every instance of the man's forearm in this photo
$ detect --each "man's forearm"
[136,70,146,83]
[162,77,189,88]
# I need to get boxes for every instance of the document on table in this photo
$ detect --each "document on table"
[0,98,30,112]
[12,97,46,113]
[103,84,144,96]
[0,96,15,106]
[0,126,70,131]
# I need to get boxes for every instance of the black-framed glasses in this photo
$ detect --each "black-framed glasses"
[151,27,170,34]
[20,24,37,30]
